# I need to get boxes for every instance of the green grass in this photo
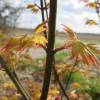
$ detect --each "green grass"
[55,51,69,60]
[64,71,100,98]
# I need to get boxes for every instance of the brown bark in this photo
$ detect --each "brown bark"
[40,0,57,100]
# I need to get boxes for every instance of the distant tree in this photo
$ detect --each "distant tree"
[0,0,24,32]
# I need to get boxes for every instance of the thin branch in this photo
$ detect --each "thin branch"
[35,4,41,9]
[40,0,47,38]
[44,0,49,19]
[0,56,31,100]
[65,58,78,90]
[60,58,78,100]
[54,45,66,54]
[12,70,32,99]
[53,65,70,100]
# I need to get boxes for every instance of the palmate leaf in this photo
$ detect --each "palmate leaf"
[87,44,100,54]
[32,21,48,47]
[62,25,78,40]
[85,19,98,25]
[1,35,32,51]
[1,37,20,51]
[1,22,48,52]
[86,2,100,9]
[32,35,48,47]
[63,25,100,67]
[33,20,48,34]
[18,35,33,51]
[0,21,48,69]
[27,4,39,13]
[71,41,99,67]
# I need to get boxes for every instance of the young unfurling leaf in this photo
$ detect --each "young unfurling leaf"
[32,35,48,47]
[27,4,39,13]
[33,20,48,34]
[1,22,48,53]
[85,19,98,25]
[87,44,100,54]
[1,37,20,51]
[72,41,99,66]
[1,35,32,51]
[86,2,100,9]
[18,35,33,51]
[62,25,78,40]
[63,25,100,67]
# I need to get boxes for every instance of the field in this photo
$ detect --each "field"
[6,28,100,44]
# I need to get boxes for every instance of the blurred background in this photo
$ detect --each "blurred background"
[0,0,100,34]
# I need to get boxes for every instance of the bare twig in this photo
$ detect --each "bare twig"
[44,0,49,19]
[54,45,66,54]
[40,0,47,38]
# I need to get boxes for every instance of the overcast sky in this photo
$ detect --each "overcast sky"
[13,0,100,34]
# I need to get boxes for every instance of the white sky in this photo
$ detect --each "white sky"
[10,0,100,34]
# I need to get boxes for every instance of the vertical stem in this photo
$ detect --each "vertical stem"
[41,1,69,99]
[40,0,57,100]
[40,0,47,38]
[40,0,45,22]
[0,56,31,100]
[44,0,49,19]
